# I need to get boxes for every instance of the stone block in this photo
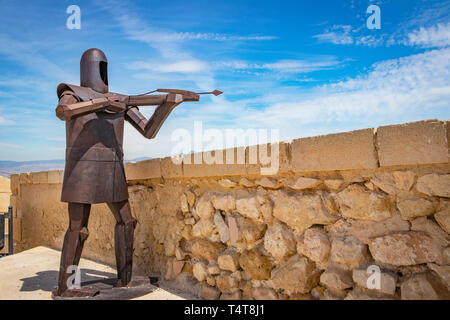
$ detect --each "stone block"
[352,268,397,295]
[416,174,450,198]
[31,171,48,184]
[246,142,290,176]
[47,170,64,184]
[10,174,19,195]
[199,283,221,300]
[270,255,321,294]
[125,158,161,180]
[377,120,449,166]
[13,217,22,242]
[160,156,183,178]
[368,231,442,266]
[183,147,247,177]
[19,173,31,185]
[290,128,377,172]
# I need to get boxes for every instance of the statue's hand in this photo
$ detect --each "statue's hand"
[106,95,128,113]
[181,92,199,102]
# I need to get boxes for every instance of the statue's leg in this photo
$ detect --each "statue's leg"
[107,200,136,287]
[55,202,92,296]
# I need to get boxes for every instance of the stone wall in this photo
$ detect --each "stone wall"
[10,119,450,300]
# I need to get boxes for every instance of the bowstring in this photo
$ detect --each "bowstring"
[134,90,157,96]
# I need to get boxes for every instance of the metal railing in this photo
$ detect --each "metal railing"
[0,206,13,256]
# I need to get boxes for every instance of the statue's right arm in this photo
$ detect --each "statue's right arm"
[55,90,112,121]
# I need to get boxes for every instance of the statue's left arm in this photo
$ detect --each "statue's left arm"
[125,93,183,139]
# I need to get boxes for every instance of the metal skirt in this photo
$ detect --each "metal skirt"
[61,160,129,204]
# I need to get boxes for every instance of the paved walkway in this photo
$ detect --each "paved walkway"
[0,246,193,300]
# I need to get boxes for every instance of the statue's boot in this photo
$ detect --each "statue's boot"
[108,200,137,288]
[113,221,134,287]
[54,203,98,298]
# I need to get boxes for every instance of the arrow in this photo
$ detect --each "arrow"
[196,90,223,96]
[136,89,223,96]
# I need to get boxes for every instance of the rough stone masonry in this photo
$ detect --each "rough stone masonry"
[8,119,450,300]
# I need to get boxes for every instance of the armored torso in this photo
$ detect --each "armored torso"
[57,83,129,204]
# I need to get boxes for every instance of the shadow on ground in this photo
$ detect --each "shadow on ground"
[19,266,198,300]
[19,268,117,292]
[20,270,161,300]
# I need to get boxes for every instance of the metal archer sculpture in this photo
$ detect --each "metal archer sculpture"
[54,48,221,297]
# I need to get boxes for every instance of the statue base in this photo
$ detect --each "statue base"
[52,276,158,300]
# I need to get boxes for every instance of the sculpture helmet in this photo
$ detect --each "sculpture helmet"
[80,48,108,93]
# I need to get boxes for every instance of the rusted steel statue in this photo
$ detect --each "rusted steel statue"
[54,48,221,297]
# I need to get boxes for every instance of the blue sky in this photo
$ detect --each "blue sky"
[0,0,449,161]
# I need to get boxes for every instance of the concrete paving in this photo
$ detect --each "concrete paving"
[0,246,193,300]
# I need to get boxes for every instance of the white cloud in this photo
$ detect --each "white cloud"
[0,142,21,148]
[405,23,450,48]
[129,60,209,73]
[99,0,217,90]
[315,16,450,49]
[0,116,14,125]
[261,59,342,72]
[314,25,386,47]
[46,137,65,142]
[127,32,277,42]
[0,34,75,83]
[314,32,353,45]
[244,48,450,128]
[314,25,354,45]
[213,57,343,73]
[355,35,384,47]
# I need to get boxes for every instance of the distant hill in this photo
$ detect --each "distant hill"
[0,160,65,178]
[0,157,151,178]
